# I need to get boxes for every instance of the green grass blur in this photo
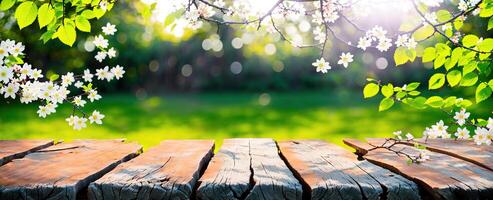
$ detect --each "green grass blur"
[0,90,488,150]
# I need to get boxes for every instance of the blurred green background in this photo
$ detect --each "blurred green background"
[0,0,492,149]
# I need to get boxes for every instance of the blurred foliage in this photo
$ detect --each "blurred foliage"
[2,91,492,148]
[1,0,490,95]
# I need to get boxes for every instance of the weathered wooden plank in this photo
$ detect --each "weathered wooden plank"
[278,140,420,200]
[0,139,142,200]
[344,138,493,200]
[407,138,493,172]
[88,140,214,200]
[196,138,302,200]
[0,140,54,166]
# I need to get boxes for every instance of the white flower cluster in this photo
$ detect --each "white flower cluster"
[0,25,125,130]
[311,52,354,73]
[312,0,343,25]
[393,131,415,140]
[395,35,417,50]
[423,109,493,145]
[93,23,118,62]
[458,0,481,12]
[358,26,392,52]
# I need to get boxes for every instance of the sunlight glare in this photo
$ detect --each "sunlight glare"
[248,0,279,14]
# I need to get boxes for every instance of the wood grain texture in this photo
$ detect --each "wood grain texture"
[0,139,142,200]
[344,138,493,200]
[196,138,302,200]
[278,140,420,200]
[0,140,54,166]
[88,140,215,200]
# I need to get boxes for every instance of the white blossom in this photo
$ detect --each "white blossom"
[95,51,107,62]
[18,63,32,80]
[454,127,470,139]
[29,69,43,80]
[2,82,19,99]
[312,58,331,73]
[453,109,470,126]
[376,38,392,52]
[102,23,117,35]
[337,52,353,68]
[89,110,105,124]
[473,127,491,145]
[88,89,102,102]
[83,69,93,82]
[0,66,13,83]
[357,37,371,50]
[395,35,409,47]
[73,96,87,107]
[107,47,117,58]
[93,35,109,49]
[72,116,88,130]
[37,105,49,118]
[111,65,125,80]
[458,1,468,11]
[74,81,83,88]
[61,72,75,87]
[406,133,414,140]
[96,66,114,81]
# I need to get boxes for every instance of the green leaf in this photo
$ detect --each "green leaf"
[39,30,54,43]
[489,79,493,89]
[476,82,492,103]
[408,97,427,109]
[462,34,479,47]
[382,84,394,97]
[443,96,457,107]
[363,83,380,98]
[379,98,395,111]
[406,82,420,91]
[15,1,38,29]
[445,47,462,70]
[478,61,492,76]
[447,70,462,87]
[425,96,444,108]
[81,10,96,19]
[394,47,409,66]
[422,47,436,63]
[446,70,462,87]
[460,72,479,87]
[429,73,446,90]
[454,19,463,30]
[478,38,493,52]
[396,91,407,99]
[434,55,447,69]
[56,24,76,46]
[481,6,493,17]
[75,16,91,32]
[436,10,452,23]
[463,61,477,74]
[37,3,54,28]
[49,74,59,81]
[408,91,421,96]
[412,25,434,41]
[93,8,106,19]
[456,99,473,108]
[0,0,15,11]
[435,43,451,56]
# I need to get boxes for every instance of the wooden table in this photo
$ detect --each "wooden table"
[0,138,491,199]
